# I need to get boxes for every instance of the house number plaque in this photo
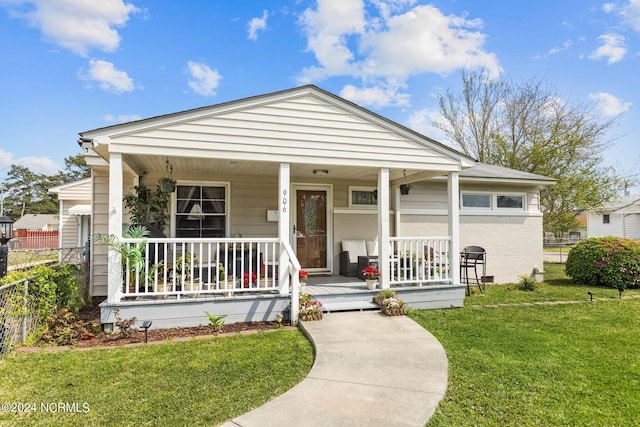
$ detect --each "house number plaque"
[282,189,287,213]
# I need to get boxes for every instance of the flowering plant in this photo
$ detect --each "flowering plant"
[243,272,257,287]
[362,265,380,280]
[299,293,323,320]
[299,270,309,283]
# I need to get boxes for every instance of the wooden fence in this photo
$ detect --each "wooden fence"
[9,230,59,250]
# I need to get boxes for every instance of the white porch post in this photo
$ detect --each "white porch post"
[107,153,123,303]
[278,163,291,295]
[378,168,391,289]
[448,171,460,285]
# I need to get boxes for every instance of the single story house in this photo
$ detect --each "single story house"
[74,85,554,328]
[49,178,92,249]
[10,214,59,250]
[586,195,640,240]
[13,214,58,232]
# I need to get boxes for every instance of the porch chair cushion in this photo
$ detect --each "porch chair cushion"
[340,240,376,277]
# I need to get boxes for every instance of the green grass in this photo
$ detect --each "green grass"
[543,245,575,253]
[408,263,640,426]
[411,300,640,426]
[0,330,313,426]
[8,250,58,267]
[464,263,640,305]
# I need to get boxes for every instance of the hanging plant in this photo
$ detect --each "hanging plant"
[159,177,176,193]
[400,184,411,195]
[159,159,176,193]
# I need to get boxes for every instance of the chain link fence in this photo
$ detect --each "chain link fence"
[0,279,36,357]
[0,246,90,358]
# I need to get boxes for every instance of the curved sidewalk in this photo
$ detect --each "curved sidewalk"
[221,311,448,427]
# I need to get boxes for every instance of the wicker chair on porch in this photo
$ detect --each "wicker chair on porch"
[340,240,378,278]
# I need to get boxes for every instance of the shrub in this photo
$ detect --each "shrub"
[518,275,537,292]
[565,237,640,289]
[0,264,85,322]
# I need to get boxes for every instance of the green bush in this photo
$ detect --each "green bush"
[518,275,537,291]
[0,264,85,322]
[565,237,640,289]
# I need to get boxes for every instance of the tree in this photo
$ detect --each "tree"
[57,154,91,183]
[435,69,632,235]
[3,165,62,220]
[1,153,90,220]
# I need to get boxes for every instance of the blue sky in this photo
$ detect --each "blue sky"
[0,0,638,183]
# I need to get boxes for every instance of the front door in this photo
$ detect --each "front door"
[294,186,330,271]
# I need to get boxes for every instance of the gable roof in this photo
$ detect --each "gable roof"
[13,214,58,230]
[80,85,477,178]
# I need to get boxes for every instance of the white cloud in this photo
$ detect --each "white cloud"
[589,33,627,64]
[248,10,268,41]
[548,40,573,55]
[1,0,139,56]
[104,114,142,123]
[406,108,454,146]
[187,61,222,96]
[12,156,60,175]
[81,59,135,93]
[297,1,500,107]
[603,3,616,13]
[359,5,501,78]
[621,0,640,31]
[340,84,410,107]
[589,92,631,116]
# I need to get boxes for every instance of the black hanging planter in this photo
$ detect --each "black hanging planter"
[160,179,176,193]
[400,184,411,195]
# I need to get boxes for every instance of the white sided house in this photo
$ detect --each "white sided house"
[76,85,553,329]
[50,178,92,250]
[586,195,640,240]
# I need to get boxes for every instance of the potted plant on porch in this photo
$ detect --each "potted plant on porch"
[362,265,380,290]
[299,293,323,321]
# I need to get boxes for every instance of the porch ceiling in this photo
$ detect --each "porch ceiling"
[124,154,449,182]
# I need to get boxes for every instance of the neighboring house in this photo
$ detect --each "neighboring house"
[74,85,554,328]
[49,178,92,249]
[11,214,59,250]
[13,214,58,232]
[586,195,640,240]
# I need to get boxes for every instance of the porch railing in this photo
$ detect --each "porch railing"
[119,238,281,299]
[389,237,451,286]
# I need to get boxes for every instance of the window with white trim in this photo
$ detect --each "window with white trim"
[462,193,491,208]
[175,184,228,237]
[462,192,526,211]
[349,186,377,208]
[497,195,524,209]
[603,214,610,224]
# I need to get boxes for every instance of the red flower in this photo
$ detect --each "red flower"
[362,266,380,279]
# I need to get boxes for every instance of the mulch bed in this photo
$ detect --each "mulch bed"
[17,303,290,352]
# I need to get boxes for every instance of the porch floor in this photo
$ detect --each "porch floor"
[101,275,464,329]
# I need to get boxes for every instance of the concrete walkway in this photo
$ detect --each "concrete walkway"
[221,311,448,427]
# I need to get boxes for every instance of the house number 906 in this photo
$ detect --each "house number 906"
[282,190,288,213]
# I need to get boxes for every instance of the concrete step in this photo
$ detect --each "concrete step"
[322,300,380,313]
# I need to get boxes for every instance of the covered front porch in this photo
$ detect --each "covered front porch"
[80,86,475,327]
[100,269,466,330]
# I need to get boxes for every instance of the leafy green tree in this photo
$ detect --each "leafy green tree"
[435,69,633,235]
[57,154,91,183]
[3,165,61,219]
[2,154,90,219]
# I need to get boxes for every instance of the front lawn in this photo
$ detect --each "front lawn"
[464,262,640,305]
[0,330,313,426]
[410,262,640,426]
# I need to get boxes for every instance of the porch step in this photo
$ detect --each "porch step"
[322,301,380,313]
